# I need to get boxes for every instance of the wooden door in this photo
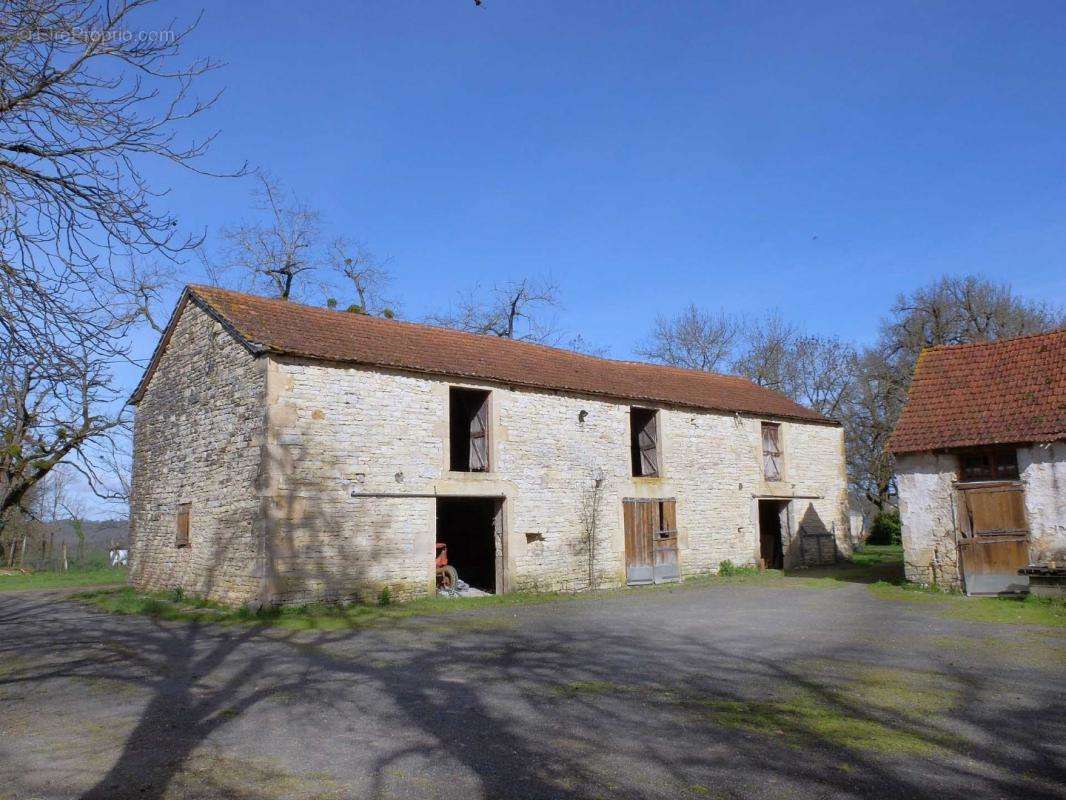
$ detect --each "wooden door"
[653,499,680,582]
[957,483,1030,595]
[623,499,679,585]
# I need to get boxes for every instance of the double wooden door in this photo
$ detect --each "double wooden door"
[623,499,679,585]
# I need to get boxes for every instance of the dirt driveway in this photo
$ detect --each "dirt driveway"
[1,582,1064,800]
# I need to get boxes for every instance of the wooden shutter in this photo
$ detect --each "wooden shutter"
[175,503,191,548]
[960,484,1028,537]
[638,412,659,476]
[469,395,489,471]
[762,423,782,481]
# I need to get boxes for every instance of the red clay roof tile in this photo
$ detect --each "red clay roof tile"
[887,329,1066,454]
[132,285,834,425]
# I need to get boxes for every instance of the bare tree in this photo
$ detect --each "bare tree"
[637,304,740,372]
[730,311,799,391]
[848,275,1062,510]
[219,173,321,300]
[0,0,235,539]
[325,238,397,317]
[427,277,562,343]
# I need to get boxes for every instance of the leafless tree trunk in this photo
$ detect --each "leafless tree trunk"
[325,239,397,318]
[219,172,322,300]
[427,277,563,343]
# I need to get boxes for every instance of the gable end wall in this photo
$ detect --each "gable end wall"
[129,302,267,604]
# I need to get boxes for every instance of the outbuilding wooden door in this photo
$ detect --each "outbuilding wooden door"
[623,499,679,585]
[956,482,1030,595]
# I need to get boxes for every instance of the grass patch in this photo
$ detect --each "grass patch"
[869,581,1066,627]
[76,585,569,630]
[679,659,959,756]
[793,544,905,585]
[551,680,632,697]
[0,566,126,592]
[686,694,940,754]
[547,660,958,756]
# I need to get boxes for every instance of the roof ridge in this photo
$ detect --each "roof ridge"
[162,284,834,424]
[923,326,1066,353]
[188,284,756,382]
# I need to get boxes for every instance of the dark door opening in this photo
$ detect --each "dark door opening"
[759,499,787,570]
[436,497,503,594]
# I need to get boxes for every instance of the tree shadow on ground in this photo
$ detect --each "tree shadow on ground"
[1,586,1064,800]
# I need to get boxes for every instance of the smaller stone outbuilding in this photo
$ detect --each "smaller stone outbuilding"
[888,329,1066,594]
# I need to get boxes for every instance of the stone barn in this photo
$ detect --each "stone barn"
[888,329,1066,594]
[129,286,849,606]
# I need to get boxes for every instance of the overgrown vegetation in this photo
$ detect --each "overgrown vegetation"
[716,560,759,577]
[866,511,902,545]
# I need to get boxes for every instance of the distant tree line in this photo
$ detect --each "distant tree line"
[635,276,1063,510]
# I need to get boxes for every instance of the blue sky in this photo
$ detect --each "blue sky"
[135,0,1066,356]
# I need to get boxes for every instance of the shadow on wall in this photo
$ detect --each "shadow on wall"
[1,589,1063,800]
[261,430,416,606]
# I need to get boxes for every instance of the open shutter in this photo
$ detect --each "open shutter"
[469,395,488,471]
[762,423,782,481]
[638,413,659,476]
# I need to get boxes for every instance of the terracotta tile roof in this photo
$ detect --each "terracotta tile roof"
[887,329,1066,454]
[131,285,835,424]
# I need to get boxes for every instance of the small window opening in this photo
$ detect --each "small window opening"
[762,422,782,481]
[958,447,1019,482]
[630,407,659,477]
[175,503,191,548]
[450,387,491,472]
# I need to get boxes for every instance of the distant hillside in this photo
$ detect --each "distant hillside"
[48,519,129,551]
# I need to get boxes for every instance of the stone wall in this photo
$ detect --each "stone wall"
[261,356,849,604]
[896,452,961,587]
[897,443,1066,589]
[129,301,267,604]
[1019,442,1066,563]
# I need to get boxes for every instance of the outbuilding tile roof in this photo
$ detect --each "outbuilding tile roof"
[131,285,834,425]
[887,328,1066,454]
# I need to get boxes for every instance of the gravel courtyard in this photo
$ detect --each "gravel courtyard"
[1,581,1064,800]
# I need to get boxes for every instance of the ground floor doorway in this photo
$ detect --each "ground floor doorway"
[623,498,679,585]
[758,499,788,570]
[435,497,504,594]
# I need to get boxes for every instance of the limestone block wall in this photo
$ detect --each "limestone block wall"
[129,302,267,604]
[897,442,1066,589]
[263,356,848,603]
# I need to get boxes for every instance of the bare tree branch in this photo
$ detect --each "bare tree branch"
[636,304,740,373]
[427,277,562,343]
[219,172,321,300]
[0,0,236,539]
